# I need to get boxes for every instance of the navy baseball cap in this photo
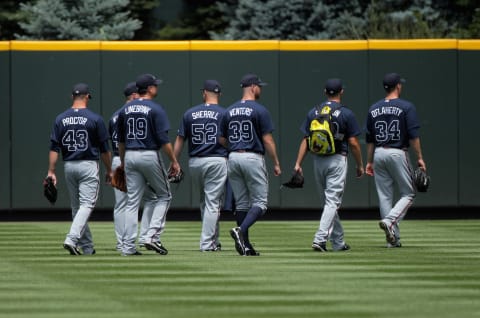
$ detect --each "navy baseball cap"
[124,82,138,97]
[383,73,406,89]
[202,80,221,93]
[136,73,162,89]
[72,83,91,98]
[240,74,267,87]
[325,78,344,95]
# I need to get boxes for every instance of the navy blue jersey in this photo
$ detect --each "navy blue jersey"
[117,98,171,150]
[222,100,274,154]
[365,98,420,148]
[108,108,122,156]
[300,101,361,155]
[50,108,110,161]
[177,103,228,157]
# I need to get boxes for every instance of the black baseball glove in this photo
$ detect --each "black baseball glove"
[281,170,304,189]
[43,176,57,204]
[168,169,184,184]
[413,167,430,193]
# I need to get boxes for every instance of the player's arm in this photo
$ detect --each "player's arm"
[118,143,125,168]
[100,150,113,184]
[47,150,59,186]
[409,137,426,171]
[162,142,181,176]
[262,133,281,176]
[173,135,184,159]
[365,143,375,176]
[294,138,308,175]
[347,136,364,178]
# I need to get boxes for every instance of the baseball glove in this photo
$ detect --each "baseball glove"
[111,166,127,192]
[413,167,430,193]
[281,170,304,189]
[43,176,57,204]
[168,169,184,183]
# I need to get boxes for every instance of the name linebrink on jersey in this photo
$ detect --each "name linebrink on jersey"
[62,116,88,126]
[124,105,152,115]
[370,106,403,118]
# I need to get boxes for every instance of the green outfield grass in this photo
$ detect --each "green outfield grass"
[0,220,479,318]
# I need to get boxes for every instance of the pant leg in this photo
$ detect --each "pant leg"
[312,155,347,245]
[64,161,99,254]
[123,151,147,254]
[112,156,127,251]
[138,186,157,245]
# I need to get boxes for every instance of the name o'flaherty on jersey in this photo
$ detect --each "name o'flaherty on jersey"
[370,105,403,118]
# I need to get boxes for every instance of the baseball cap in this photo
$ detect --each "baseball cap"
[202,80,221,93]
[325,78,344,95]
[240,74,267,87]
[123,82,138,97]
[136,73,163,90]
[72,83,91,97]
[383,73,406,89]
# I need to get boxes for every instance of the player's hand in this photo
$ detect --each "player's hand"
[47,172,57,186]
[365,163,374,176]
[273,164,281,176]
[417,159,426,172]
[294,165,303,175]
[356,166,365,178]
[169,161,181,176]
[105,171,113,185]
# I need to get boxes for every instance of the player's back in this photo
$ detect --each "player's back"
[224,100,274,154]
[118,98,171,150]
[52,107,107,161]
[366,98,419,149]
[181,103,227,157]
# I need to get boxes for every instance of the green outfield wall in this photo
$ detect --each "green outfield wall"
[1,39,478,212]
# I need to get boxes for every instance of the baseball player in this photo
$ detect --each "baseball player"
[220,73,282,256]
[47,83,112,255]
[108,82,158,251]
[365,73,427,247]
[173,80,228,252]
[117,73,181,256]
[294,79,364,252]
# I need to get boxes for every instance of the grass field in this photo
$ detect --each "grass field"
[0,220,479,318]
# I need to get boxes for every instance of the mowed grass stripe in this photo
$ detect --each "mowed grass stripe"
[0,220,479,318]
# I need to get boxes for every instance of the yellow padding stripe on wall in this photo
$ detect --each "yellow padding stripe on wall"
[5,40,480,51]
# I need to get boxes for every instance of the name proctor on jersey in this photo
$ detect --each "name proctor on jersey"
[229,107,253,117]
[124,105,152,115]
[370,106,403,118]
[62,116,88,126]
[191,110,219,120]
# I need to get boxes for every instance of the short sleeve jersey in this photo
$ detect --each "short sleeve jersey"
[300,101,361,155]
[177,103,228,157]
[222,100,274,154]
[108,108,122,156]
[49,108,110,161]
[365,98,420,149]
[117,98,171,150]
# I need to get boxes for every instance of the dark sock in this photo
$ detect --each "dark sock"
[234,210,247,227]
[240,206,263,236]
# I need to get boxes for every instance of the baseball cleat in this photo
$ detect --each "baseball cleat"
[144,241,168,255]
[335,243,351,251]
[230,227,246,256]
[386,241,402,248]
[379,221,396,244]
[312,242,327,252]
[245,247,260,256]
[122,251,143,256]
[63,243,81,255]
